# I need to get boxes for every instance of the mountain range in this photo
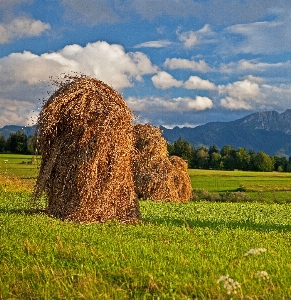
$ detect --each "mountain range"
[1,109,291,157]
[161,109,291,157]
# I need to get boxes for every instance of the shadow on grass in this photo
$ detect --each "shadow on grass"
[1,207,290,232]
[142,217,291,232]
[0,207,47,215]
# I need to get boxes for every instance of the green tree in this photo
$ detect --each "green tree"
[0,135,6,152]
[274,156,287,172]
[195,147,209,169]
[220,145,236,157]
[220,145,236,170]
[27,135,37,154]
[253,151,274,172]
[173,137,193,164]
[235,148,250,170]
[209,152,222,170]
[7,131,28,154]
[286,163,291,172]
[223,155,236,171]
[209,144,218,156]
[167,143,175,155]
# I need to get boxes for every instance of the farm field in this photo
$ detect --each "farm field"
[189,169,291,204]
[0,154,291,299]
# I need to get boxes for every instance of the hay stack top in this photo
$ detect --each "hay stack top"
[38,77,132,147]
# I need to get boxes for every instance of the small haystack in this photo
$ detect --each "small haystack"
[33,76,140,223]
[133,124,192,202]
[169,155,193,201]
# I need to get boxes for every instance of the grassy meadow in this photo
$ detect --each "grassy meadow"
[0,154,291,299]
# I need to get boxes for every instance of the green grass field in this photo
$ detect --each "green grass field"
[189,169,291,204]
[0,154,291,299]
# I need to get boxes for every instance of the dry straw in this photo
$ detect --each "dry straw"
[33,75,140,223]
[133,124,192,202]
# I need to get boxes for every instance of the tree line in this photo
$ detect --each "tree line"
[2,132,291,172]
[168,137,291,172]
[0,131,36,154]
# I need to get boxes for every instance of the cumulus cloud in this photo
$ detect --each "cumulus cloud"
[134,40,173,48]
[0,17,51,44]
[126,95,213,112]
[0,41,157,91]
[219,79,264,110]
[0,98,37,127]
[151,71,183,89]
[260,84,291,109]
[176,24,212,48]
[151,72,217,91]
[0,41,158,125]
[184,76,216,90]
[220,97,253,110]
[164,58,211,72]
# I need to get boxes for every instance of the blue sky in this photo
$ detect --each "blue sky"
[0,0,290,128]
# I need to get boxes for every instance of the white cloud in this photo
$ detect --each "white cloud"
[151,71,183,89]
[176,24,212,48]
[134,40,172,48]
[261,84,291,109]
[0,41,157,91]
[126,95,213,112]
[243,75,265,84]
[219,79,264,110]
[225,15,291,54]
[151,73,216,91]
[187,96,213,110]
[220,97,252,110]
[220,59,291,74]
[0,98,37,127]
[220,60,263,74]
[184,76,216,90]
[164,58,211,72]
[0,17,51,44]
[0,41,158,125]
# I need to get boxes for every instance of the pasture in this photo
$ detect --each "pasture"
[0,154,291,299]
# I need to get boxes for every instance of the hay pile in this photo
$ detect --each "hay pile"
[169,155,193,201]
[133,124,192,202]
[33,76,140,223]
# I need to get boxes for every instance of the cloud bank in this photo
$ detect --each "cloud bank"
[0,41,157,126]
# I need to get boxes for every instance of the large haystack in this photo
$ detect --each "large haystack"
[133,124,192,202]
[33,76,140,223]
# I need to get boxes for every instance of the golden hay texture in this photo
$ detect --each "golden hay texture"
[168,155,193,201]
[33,76,140,223]
[133,124,192,202]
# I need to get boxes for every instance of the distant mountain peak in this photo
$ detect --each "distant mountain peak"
[162,109,291,157]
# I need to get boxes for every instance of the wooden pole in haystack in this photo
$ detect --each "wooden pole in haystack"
[133,124,192,202]
[33,76,140,223]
